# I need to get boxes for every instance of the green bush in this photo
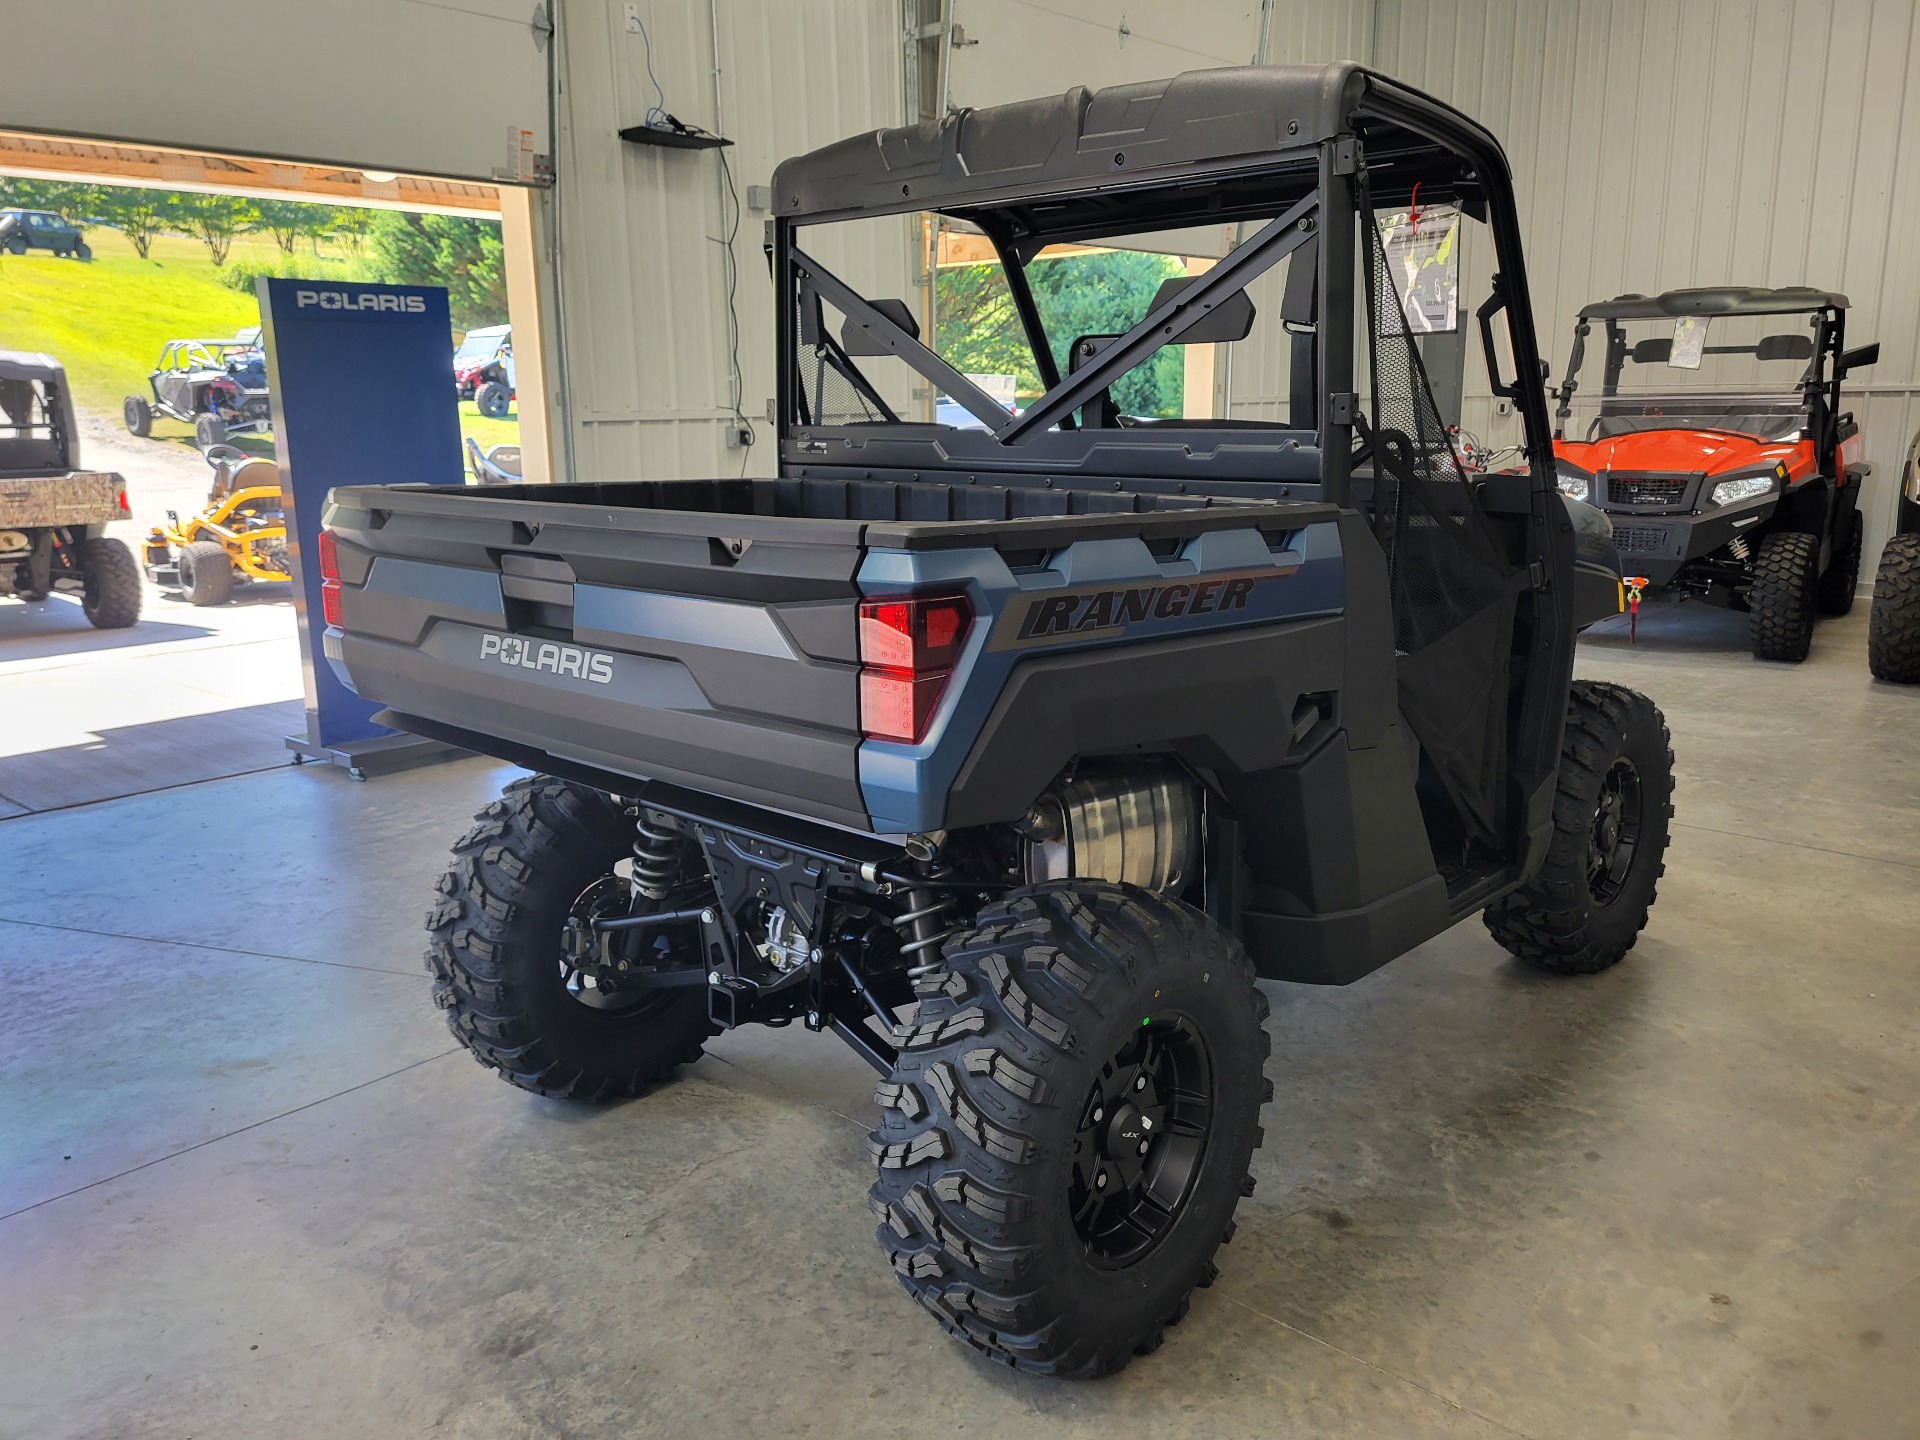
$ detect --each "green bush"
[219,253,370,296]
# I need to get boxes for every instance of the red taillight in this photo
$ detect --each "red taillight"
[317,528,342,627]
[857,593,972,743]
[115,485,131,516]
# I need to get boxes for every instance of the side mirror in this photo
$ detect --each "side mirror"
[1838,342,1879,375]
[1148,275,1257,343]
[840,297,920,355]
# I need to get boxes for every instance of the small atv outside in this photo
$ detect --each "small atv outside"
[0,350,140,628]
[142,445,290,605]
[123,336,273,451]
[1551,288,1878,661]
[1868,427,1920,683]
[0,208,91,259]
[454,324,515,419]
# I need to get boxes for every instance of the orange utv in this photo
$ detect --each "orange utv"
[1550,287,1876,661]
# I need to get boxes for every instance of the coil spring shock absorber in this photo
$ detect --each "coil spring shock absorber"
[630,812,690,902]
[896,888,958,977]
[893,837,959,978]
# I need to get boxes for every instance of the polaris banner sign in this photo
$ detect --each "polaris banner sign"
[259,277,465,774]
[294,289,431,315]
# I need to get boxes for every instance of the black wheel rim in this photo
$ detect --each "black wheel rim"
[1066,1015,1214,1268]
[1586,758,1645,906]
[555,875,690,1017]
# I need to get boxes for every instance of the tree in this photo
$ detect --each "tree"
[253,199,318,255]
[170,192,259,266]
[932,264,1030,389]
[935,248,1185,416]
[0,178,104,223]
[93,187,172,260]
[367,210,507,329]
[326,205,375,255]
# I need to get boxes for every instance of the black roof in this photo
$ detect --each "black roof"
[0,349,65,383]
[1578,286,1847,320]
[773,63,1390,220]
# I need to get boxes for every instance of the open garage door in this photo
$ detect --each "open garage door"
[0,1,558,482]
[0,0,552,188]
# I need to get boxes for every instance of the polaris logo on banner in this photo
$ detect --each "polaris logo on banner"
[295,290,428,314]
[479,632,615,684]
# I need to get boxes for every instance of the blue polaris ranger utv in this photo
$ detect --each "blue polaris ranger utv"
[321,63,1669,1377]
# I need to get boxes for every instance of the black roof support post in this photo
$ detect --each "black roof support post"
[1316,140,1356,508]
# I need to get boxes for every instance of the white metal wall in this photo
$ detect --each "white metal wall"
[943,1,1368,109]
[549,0,903,478]
[0,0,550,184]
[1373,0,1920,579]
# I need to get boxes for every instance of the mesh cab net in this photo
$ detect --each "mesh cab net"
[801,342,894,426]
[1357,191,1518,847]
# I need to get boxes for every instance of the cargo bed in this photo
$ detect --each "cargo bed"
[323,475,1333,830]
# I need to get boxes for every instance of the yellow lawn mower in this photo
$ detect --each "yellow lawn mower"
[142,445,291,605]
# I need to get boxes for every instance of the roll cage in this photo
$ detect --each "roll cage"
[1551,287,1880,455]
[156,340,259,374]
[767,62,1557,511]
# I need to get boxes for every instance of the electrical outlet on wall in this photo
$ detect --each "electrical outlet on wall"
[1494,399,1513,418]
[624,4,643,34]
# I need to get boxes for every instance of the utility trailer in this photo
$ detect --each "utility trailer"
[322,63,1671,1377]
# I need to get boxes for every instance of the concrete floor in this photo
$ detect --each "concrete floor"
[2,598,1916,1438]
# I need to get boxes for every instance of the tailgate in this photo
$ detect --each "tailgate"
[324,485,872,828]
[0,471,123,528]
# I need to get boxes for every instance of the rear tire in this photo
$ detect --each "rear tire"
[78,537,142,629]
[425,776,718,1101]
[474,380,512,419]
[3,235,25,256]
[870,883,1270,1377]
[1815,509,1863,616]
[194,414,228,451]
[1749,530,1819,662]
[177,540,234,605]
[1868,534,1920,684]
[74,241,91,261]
[1484,681,1674,975]
[123,395,153,437]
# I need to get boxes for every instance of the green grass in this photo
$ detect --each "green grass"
[0,232,269,415]
[0,228,516,456]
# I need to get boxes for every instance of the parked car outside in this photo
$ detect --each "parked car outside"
[0,208,90,259]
